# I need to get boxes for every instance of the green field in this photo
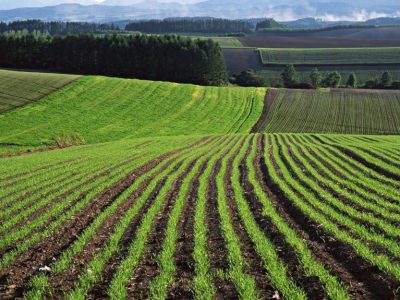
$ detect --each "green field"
[1,133,399,299]
[259,47,400,65]
[1,69,400,299]
[0,74,265,146]
[260,88,400,134]
[0,69,79,113]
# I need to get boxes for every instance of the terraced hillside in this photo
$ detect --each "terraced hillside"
[257,89,400,135]
[0,76,265,146]
[0,69,79,113]
[259,47,400,65]
[0,133,399,299]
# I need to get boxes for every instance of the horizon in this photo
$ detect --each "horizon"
[0,0,399,22]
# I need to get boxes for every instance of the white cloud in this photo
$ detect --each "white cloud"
[320,9,400,21]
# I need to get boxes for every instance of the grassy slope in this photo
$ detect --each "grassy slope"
[262,89,400,135]
[0,69,79,113]
[259,47,400,65]
[0,75,265,147]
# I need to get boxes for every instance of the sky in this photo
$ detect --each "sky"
[0,0,200,10]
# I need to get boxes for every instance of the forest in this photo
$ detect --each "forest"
[0,33,227,86]
[125,18,253,34]
[0,20,118,35]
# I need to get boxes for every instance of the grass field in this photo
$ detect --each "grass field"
[258,47,400,65]
[257,89,400,134]
[0,133,399,299]
[0,69,79,113]
[0,75,265,146]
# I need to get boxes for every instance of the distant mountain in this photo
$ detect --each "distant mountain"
[0,1,399,23]
[284,17,400,30]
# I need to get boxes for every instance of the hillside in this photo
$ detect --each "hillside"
[257,89,400,135]
[0,74,265,146]
[0,69,79,113]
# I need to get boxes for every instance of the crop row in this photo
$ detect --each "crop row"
[0,133,399,299]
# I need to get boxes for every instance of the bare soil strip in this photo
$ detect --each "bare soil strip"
[205,157,238,299]
[251,89,277,133]
[261,135,398,299]
[166,160,208,300]
[0,138,209,298]
[225,136,276,298]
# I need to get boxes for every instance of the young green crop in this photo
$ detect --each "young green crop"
[262,89,400,135]
[0,75,265,146]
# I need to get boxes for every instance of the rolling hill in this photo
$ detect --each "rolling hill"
[0,71,265,146]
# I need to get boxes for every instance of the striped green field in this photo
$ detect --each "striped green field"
[0,75,265,146]
[0,133,399,299]
[1,69,399,299]
[259,47,400,65]
[259,88,400,134]
[0,69,79,113]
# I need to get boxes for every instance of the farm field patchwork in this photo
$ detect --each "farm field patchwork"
[0,74,265,146]
[258,88,400,135]
[0,69,79,113]
[0,133,399,299]
[258,47,400,65]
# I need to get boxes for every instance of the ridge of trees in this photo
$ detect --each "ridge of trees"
[0,20,119,36]
[0,33,228,86]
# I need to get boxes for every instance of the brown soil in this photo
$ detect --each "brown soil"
[222,49,260,74]
[239,27,400,48]
[259,135,399,299]
[251,89,277,133]
[0,137,211,299]
[166,160,208,300]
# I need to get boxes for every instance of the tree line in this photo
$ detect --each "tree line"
[0,32,227,86]
[126,18,253,34]
[280,65,400,89]
[0,20,119,36]
[231,66,400,89]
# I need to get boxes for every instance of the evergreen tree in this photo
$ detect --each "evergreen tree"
[346,73,357,88]
[0,33,227,86]
[323,71,341,88]
[310,68,322,88]
[381,72,392,87]
[281,64,297,87]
